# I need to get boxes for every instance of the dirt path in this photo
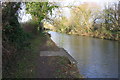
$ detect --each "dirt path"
[2,33,82,78]
[36,56,80,78]
[35,35,82,78]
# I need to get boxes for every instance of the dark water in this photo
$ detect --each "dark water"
[48,31,119,78]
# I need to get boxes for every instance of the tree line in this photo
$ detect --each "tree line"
[49,1,120,40]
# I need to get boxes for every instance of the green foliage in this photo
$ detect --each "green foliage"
[2,2,30,50]
[3,25,30,49]
[2,3,32,75]
[26,2,58,23]
[25,2,58,32]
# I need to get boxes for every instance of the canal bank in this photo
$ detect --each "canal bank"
[37,33,82,78]
[3,32,82,78]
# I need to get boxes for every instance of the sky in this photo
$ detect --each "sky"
[60,0,119,7]
[19,0,119,22]
[58,0,118,19]
[81,0,118,2]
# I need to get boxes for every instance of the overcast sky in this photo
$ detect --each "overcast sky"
[20,0,119,22]
[59,0,119,6]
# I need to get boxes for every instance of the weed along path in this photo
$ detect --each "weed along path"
[35,33,82,78]
[3,33,82,78]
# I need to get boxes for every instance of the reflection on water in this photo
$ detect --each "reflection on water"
[48,31,119,78]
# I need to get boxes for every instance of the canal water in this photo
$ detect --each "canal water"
[48,31,119,78]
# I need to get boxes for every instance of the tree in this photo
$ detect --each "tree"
[102,2,119,31]
[70,3,100,33]
[118,1,120,26]
[26,2,58,31]
[2,2,30,72]
[2,2,27,49]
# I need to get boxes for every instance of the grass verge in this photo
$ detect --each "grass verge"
[2,32,82,78]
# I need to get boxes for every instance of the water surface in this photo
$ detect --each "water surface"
[48,31,119,78]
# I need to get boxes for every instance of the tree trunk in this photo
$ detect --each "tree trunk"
[118,1,120,27]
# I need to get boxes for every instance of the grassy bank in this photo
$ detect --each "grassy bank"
[2,32,45,78]
[68,30,119,41]
[45,24,119,41]
[2,32,82,78]
[52,28,120,41]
